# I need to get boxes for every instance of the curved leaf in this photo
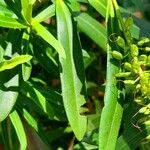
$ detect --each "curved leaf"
[21,31,32,81]
[34,4,55,23]
[98,0,124,149]
[88,0,107,17]
[21,0,32,23]
[56,0,87,140]
[0,3,13,16]
[9,110,27,150]
[0,14,27,28]
[21,82,66,121]
[75,13,107,51]
[0,55,32,72]
[32,20,66,58]
[0,73,19,122]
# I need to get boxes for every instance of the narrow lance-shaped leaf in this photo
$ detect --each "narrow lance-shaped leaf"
[0,73,19,122]
[32,20,66,58]
[88,0,139,40]
[56,0,87,140]
[9,110,27,150]
[20,82,55,120]
[21,108,50,146]
[34,4,55,23]
[0,55,32,72]
[21,30,32,81]
[0,14,27,28]
[98,0,124,149]
[75,13,107,51]
[22,109,38,131]
[88,0,107,17]
[21,0,32,23]
[0,3,13,16]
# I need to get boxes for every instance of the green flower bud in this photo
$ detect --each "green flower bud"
[131,44,138,57]
[139,106,148,114]
[124,62,132,71]
[116,36,125,48]
[112,51,123,60]
[131,57,140,74]
[139,55,147,64]
[138,37,150,46]
[145,47,150,52]
[147,55,150,63]
[124,16,133,31]
[115,72,131,78]
[123,80,135,85]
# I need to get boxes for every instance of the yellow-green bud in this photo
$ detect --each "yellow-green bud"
[124,62,132,71]
[131,44,138,57]
[112,51,123,60]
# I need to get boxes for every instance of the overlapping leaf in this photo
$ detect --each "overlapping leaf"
[56,0,87,140]
[9,110,27,150]
[98,0,124,149]
[0,55,32,72]
[32,20,66,58]
[0,14,27,28]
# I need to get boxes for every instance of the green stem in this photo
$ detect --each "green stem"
[98,1,124,150]
[112,0,132,46]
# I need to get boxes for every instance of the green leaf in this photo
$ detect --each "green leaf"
[116,102,150,150]
[21,82,54,119]
[56,0,87,140]
[0,3,13,16]
[116,124,150,150]
[88,0,107,17]
[98,0,124,150]
[34,4,55,23]
[131,0,144,13]
[0,73,19,122]
[83,50,96,69]
[0,55,32,72]
[88,0,140,40]
[22,109,38,131]
[21,0,32,23]
[77,0,88,2]
[74,142,98,150]
[66,0,80,12]
[32,20,66,58]
[23,121,49,150]
[33,43,59,77]
[21,31,32,81]
[21,108,50,146]
[9,110,27,150]
[21,82,66,121]
[75,13,107,51]
[22,61,32,81]
[0,14,27,28]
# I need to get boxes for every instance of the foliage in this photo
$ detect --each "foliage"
[0,0,150,150]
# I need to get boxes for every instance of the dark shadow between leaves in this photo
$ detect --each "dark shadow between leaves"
[116,102,150,150]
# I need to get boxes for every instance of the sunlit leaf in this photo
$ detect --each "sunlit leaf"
[9,110,27,150]
[0,73,19,122]
[56,0,87,140]
[0,14,27,28]
[34,4,55,22]
[32,20,66,58]
[98,0,124,150]
[0,55,32,72]
[88,0,107,17]
[21,0,32,23]
[75,13,107,51]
